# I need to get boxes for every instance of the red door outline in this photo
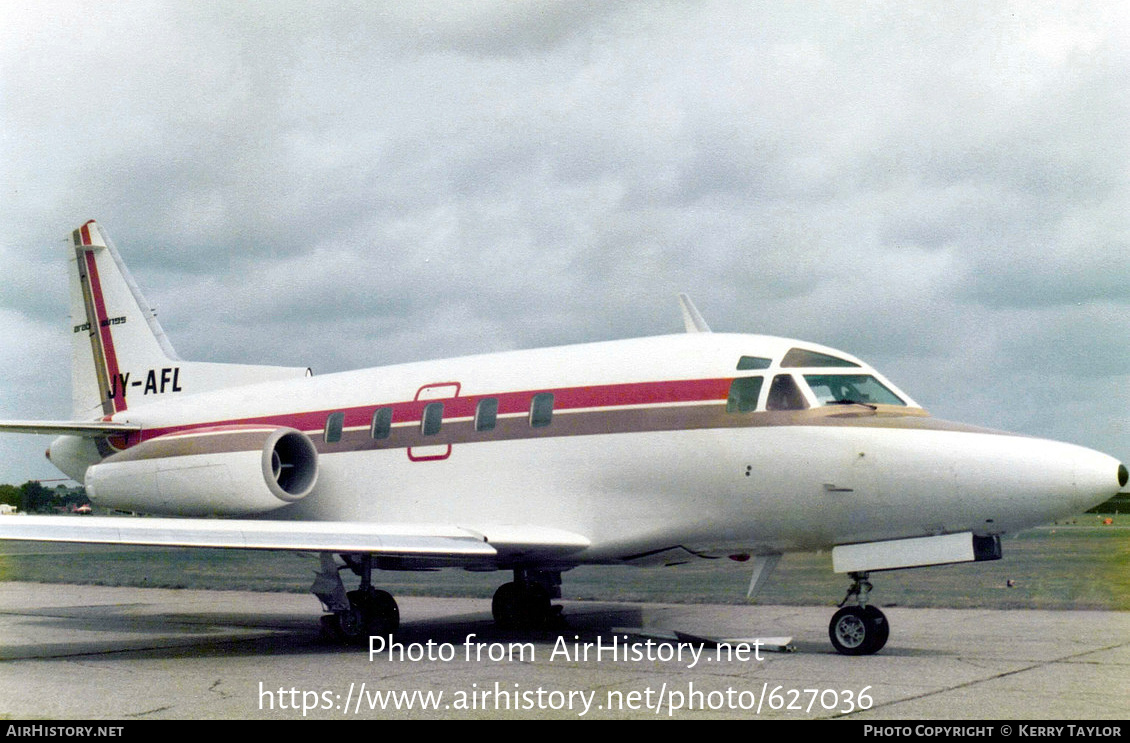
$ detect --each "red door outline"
[407,382,460,462]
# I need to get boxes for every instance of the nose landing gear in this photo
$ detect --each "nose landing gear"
[829,572,888,655]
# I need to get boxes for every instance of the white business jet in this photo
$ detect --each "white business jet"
[1,221,1124,655]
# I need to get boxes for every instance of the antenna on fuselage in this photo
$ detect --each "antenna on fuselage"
[677,293,711,333]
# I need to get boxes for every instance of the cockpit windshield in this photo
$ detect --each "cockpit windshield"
[781,348,859,368]
[803,374,906,407]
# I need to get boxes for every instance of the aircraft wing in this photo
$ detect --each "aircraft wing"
[0,420,141,437]
[0,515,590,563]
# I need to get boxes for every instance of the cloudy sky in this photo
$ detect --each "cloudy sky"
[0,1,1126,485]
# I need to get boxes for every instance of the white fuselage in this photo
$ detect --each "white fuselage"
[60,332,1123,567]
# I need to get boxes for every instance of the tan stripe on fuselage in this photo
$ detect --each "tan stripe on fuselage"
[100,402,1018,464]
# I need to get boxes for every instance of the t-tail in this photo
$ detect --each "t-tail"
[68,220,309,420]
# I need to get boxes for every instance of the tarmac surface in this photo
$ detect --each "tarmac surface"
[0,581,1127,720]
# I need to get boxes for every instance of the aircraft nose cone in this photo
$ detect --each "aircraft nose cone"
[1072,448,1126,512]
[956,436,1124,530]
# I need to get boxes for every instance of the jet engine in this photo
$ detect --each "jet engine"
[85,426,318,516]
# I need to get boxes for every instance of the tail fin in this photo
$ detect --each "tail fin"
[69,221,309,419]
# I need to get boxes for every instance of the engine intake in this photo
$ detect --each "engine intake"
[263,428,319,501]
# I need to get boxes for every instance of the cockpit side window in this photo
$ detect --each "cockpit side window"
[767,374,809,410]
[726,377,763,413]
[781,348,860,368]
[803,374,906,406]
[736,356,772,370]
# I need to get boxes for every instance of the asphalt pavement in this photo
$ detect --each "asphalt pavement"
[0,582,1127,720]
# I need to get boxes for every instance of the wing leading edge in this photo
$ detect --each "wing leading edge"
[0,515,590,564]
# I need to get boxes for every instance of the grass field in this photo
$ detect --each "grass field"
[1,517,1128,611]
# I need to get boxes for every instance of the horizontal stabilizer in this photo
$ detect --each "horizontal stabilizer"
[0,420,141,437]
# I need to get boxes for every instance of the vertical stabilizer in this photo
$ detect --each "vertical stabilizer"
[68,221,310,420]
[69,221,171,418]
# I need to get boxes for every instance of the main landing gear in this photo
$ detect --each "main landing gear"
[829,571,889,656]
[312,553,399,643]
[491,569,563,630]
[312,557,564,642]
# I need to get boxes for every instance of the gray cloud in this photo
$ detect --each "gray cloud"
[2,1,1127,482]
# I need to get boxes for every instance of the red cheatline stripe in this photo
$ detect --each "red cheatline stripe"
[134,377,734,444]
[80,222,92,246]
[84,251,125,414]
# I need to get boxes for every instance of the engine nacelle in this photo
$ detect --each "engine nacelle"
[85,426,318,516]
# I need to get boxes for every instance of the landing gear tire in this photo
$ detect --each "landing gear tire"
[324,588,399,643]
[829,605,888,656]
[492,581,551,630]
[863,605,889,649]
[350,587,400,635]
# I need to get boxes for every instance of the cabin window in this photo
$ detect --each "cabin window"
[767,374,808,411]
[530,392,554,428]
[324,411,345,443]
[475,397,499,432]
[780,348,860,368]
[421,402,444,435]
[803,374,906,406]
[370,407,393,439]
[726,377,763,413]
[736,355,772,370]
